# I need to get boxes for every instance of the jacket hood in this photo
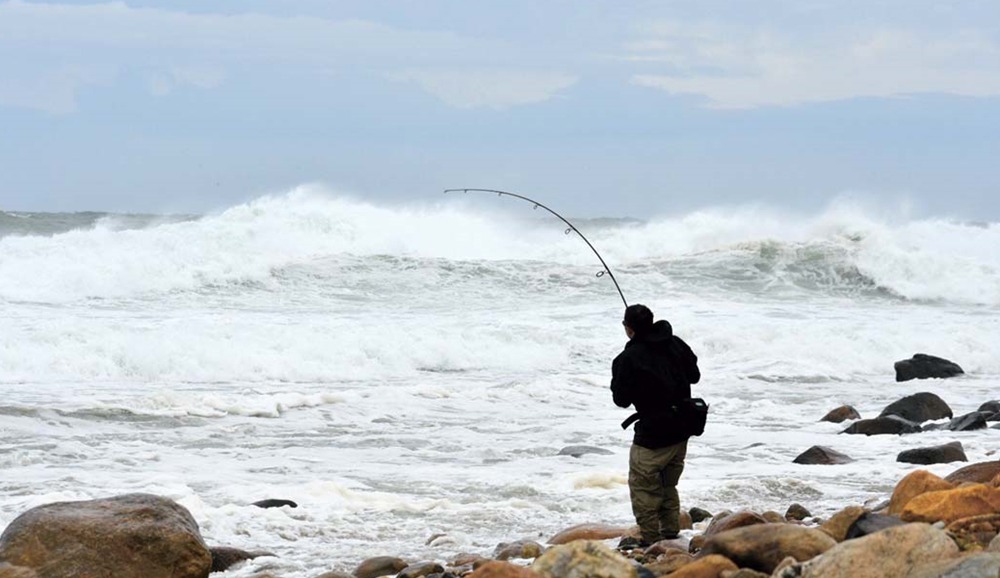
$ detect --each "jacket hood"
[639,319,673,343]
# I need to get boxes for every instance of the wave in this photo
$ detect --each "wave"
[1,186,998,305]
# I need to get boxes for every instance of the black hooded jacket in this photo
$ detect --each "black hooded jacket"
[611,320,701,449]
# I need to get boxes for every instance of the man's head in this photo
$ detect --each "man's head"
[622,304,654,338]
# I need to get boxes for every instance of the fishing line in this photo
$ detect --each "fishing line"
[443,188,628,307]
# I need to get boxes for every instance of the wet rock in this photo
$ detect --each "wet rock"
[531,541,636,578]
[844,512,905,540]
[547,523,631,545]
[210,547,274,572]
[688,535,706,553]
[557,445,614,458]
[0,493,211,578]
[785,504,811,521]
[398,562,445,578]
[991,533,1000,552]
[947,411,990,431]
[251,499,298,509]
[897,441,967,465]
[353,556,408,578]
[761,511,785,524]
[797,523,959,578]
[698,524,836,574]
[947,461,1000,485]
[689,507,713,524]
[893,354,964,382]
[450,554,489,568]
[840,415,922,436]
[820,405,861,423]
[704,511,768,537]
[792,445,854,465]
[663,555,736,577]
[889,470,956,515]
[493,540,543,561]
[905,553,1000,578]
[679,510,694,530]
[945,513,1000,551]
[468,561,543,578]
[901,484,1000,524]
[879,392,953,423]
[978,400,1000,416]
[819,506,868,542]
[644,537,689,558]
[643,551,693,575]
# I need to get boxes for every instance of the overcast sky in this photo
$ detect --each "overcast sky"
[1,0,999,219]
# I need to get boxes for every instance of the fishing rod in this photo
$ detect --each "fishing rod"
[443,188,628,308]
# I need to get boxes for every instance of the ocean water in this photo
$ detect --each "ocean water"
[1,187,998,577]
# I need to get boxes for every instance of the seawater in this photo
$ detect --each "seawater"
[1,187,998,577]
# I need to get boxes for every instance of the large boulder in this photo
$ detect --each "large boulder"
[793,446,854,465]
[897,441,967,465]
[946,514,1000,551]
[820,406,861,423]
[878,392,953,423]
[946,411,990,431]
[978,400,1000,417]
[841,415,922,436]
[0,493,211,578]
[889,470,955,515]
[905,553,1000,578]
[946,461,1000,485]
[704,512,768,537]
[531,541,636,578]
[697,524,836,574]
[894,354,964,382]
[901,484,1000,524]
[795,523,959,578]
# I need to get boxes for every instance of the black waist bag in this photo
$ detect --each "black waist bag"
[621,397,709,438]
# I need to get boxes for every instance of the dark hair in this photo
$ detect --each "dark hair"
[623,304,654,334]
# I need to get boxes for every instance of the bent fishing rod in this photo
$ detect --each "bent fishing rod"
[443,188,628,308]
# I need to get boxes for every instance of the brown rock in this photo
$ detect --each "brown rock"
[698,524,836,574]
[468,561,543,578]
[645,538,689,559]
[547,524,631,545]
[531,541,636,578]
[946,460,1000,485]
[0,493,212,578]
[704,512,767,537]
[784,504,811,521]
[820,405,861,423]
[888,470,955,515]
[819,506,867,542]
[792,446,854,465]
[398,562,445,578]
[663,555,737,578]
[353,556,408,578]
[679,510,694,531]
[945,513,1000,551]
[451,554,489,567]
[761,511,785,524]
[210,547,274,573]
[644,552,694,576]
[901,484,1000,524]
[494,540,543,561]
[314,572,354,578]
[798,523,959,578]
[688,535,706,554]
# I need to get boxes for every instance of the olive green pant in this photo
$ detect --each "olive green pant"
[628,440,687,543]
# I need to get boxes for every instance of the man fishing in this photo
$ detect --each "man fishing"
[612,304,701,548]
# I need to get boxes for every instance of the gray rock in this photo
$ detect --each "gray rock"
[689,507,713,524]
[879,392,953,423]
[947,411,990,431]
[251,499,298,509]
[793,446,854,465]
[785,503,812,521]
[896,441,967,465]
[844,512,905,540]
[210,547,274,573]
[906,553,1000,578]
[894,354,964,382]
